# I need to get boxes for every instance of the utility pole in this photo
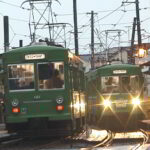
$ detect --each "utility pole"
[91,11,94,69]
[3,16,9,52]
[136,0,142,46]
[87,11,96,69]
[122,0,142,46]
[123,0,142,64]
[73,0,79,56]
[130,17,136,64]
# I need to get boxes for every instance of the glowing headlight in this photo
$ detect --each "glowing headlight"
[132,98,140,106]
[103,100,111,107]
[56,96,64,104]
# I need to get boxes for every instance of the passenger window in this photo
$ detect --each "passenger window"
[38,62,65,90]
[8,64,35,91]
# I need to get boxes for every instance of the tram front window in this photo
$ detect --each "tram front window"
[121,75,140,94]
[101,76,119,93]
[122,76,131,92]
[38,62,64,90]
[8,64,35,91]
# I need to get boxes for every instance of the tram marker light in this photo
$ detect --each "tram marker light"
[12,107,20,113]
[56,105,64,111]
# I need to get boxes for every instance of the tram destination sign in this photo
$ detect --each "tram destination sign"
[25,54,45,60]
[113,70,127,74]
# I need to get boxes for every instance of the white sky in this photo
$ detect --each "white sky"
[0,0,150,54]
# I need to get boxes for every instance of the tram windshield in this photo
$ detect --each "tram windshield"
[101,76,119,93]
[38,62,64,90]
[8,64,34,91]
[121,75,140,93]
[101,75,140,94]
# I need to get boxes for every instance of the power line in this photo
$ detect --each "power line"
[0,1,25,9]
[54,7,150,16]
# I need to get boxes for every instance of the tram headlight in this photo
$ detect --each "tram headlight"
[103,99,111,107]
[132,98,140,106]
[56,96,64,104]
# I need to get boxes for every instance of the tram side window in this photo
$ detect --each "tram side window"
[38,62,64,90]
[77,71,81,90]
[72,69,84,91]
[72,68,78,90]
[8,64,35,91]
[80,72,85,91]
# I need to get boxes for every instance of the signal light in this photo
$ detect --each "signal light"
[56,105,64,111]
[138,48,147,58]
[12,107,20,113]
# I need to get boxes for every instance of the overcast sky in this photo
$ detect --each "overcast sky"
[0,0,150,54]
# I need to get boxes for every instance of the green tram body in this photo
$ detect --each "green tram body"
[2,45,86,135]
[86,63,146,131]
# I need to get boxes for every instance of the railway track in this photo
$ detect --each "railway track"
[110,129,149,150]
[59,130,115,149]
[129,129,149,150]
[0,129,149,149]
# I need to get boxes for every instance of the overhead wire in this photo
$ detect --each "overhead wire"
[54,7,150,17]
[0,1,150,50]
[96,0,145,49]
[94,14,106,52]
[0,1,148,27]
[0,1,21,9]
[78,3,130,41]
[93,6,127,51]
[76,3,131,52]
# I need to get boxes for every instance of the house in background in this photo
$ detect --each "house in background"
[80,46,129,70]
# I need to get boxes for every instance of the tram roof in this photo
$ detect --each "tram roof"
[3,45,68,55]
[99,63,139,69]
[97,64,142,76]
[2,45,85,69]
[86,64,142,81]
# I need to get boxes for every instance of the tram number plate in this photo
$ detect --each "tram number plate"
[116,103,126,108]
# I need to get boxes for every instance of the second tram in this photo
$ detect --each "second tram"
[86,63,146,131]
